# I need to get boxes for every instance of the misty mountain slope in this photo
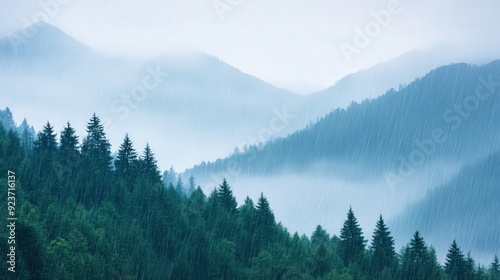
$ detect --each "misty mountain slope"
[182,61,500,263]
[0,23,113,109]
[0,22,103,75]
[186,60,500,183]
[308,48,471,110]
[392,151,500,263]
[1,23,461,170]
[139,53,305,126]
[0,23,308,170]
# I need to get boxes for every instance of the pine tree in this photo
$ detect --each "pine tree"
[339,207,366,266]
[252,193,276,254]
[206,180,239,241]
[427,247,445,280]
[18,118,35,149]
[59,122,78,157]
[139,143,161,184]
[54,122,80,188]
[34,121,57,154]
[310,225,332,278]
[313,241,331,278]
[176,177,184,196]
[311,225,330,247]
[114,134,138,176]
[33,122,58,180]
[463,252,475,280]
[78,114,112,205]
[477,265,488,280]
[401,231,430,280]
[6,129,23,169]
[188,176,196,195]
[445,240,465,280]
[370,215,396,278]
[491,255,500,280]
[81,113,111,170]
[241,196,254,211]
[238,196,256,259]
[187,186,207,216]
[217,179,237,214]
[0,107,16,131]
[205,187,220,226]
[255,193,275,227]
[409,231,428,265]
[163,166,176,186]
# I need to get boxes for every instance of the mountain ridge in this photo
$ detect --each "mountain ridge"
[181,61,500,261]
[392,150,500,264]
[185,60,500,179]
[0,23,305,170]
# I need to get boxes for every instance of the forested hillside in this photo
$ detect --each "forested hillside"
[0,114,499,279]
[394,151,500,261]
[187,60,500,180]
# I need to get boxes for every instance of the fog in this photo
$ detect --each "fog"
[208,160,462,234]
[1,1,499,270]
[2,0,500,93]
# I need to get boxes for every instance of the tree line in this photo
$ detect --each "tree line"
[0,113,498,279]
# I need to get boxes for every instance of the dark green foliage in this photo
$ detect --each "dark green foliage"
[205,179,240,242]
[339,206,366,266]
[311,225,330,246]
[370,215,397,279]
[114,133,138,177]
[56,122,80,189]
[463,252,476,280]
[138,143,162,185]
[255,193,275,227]
[237,196,256,261]
[427,247,445,280]
[253,193,277,254]
[312,239,331,278]
[401,231,430,280]
[34,121,57,155]
[18,118,35,150]
[5,129,24,170]
[0,107,17,131]
[81,113,112,170]
[491,255,500,280]
[410,231,428,265]
[217,178,238,214]
[445,240,465,280]
[176,176,184,197]
[400,232,445,280]
[188,175,196,195]
[78,114,113,205]
[59,122,79,157]
[0,117,494,280]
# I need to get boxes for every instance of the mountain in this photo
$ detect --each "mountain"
[0,22,96,56]
[392,152,500,264]
[308,47,473,109]
[2,23,468,171]
[0,22,102,74]
[0,23,308,170]
[3,22,498,263]
[187,60,500,179]
[184,61,500,261]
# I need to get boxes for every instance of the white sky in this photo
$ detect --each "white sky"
[1,0,499,93]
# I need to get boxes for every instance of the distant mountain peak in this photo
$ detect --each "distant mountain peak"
[0,21,99,58]
[26,20,60,30]
[31,21,66,34]
[6,21,65,42]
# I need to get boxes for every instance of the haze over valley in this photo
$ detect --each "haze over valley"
[1,2,499,276]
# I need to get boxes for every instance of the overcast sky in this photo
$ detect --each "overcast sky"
[1,0,499,93]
